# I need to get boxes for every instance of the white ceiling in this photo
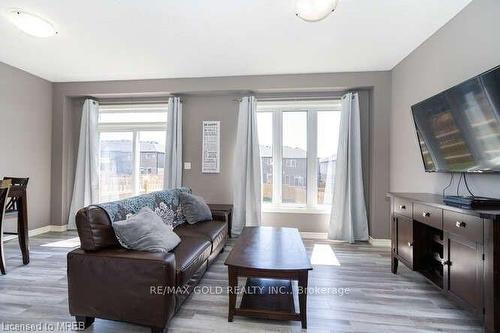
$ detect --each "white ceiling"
[0,0,472,82]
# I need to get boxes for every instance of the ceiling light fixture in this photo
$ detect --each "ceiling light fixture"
[7,10,57,37]
[296,0,338,22]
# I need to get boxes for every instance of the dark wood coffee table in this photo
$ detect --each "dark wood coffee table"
[224,226,312,328]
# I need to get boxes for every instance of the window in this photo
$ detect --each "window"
[317,110,342,205]
[257,112,273,203]
[98,103,168,202]
[257,100,342,211]
[282,111,307,204]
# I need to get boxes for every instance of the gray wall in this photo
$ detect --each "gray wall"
[391,0,500,196]
[182,94,238,204]
[0,61,53,230]
[52,71,391,238]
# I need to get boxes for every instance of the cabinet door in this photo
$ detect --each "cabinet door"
[444,232,483,311]
[396,216,413,266]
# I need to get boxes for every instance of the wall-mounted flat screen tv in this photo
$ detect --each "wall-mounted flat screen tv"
[412,65,500,173]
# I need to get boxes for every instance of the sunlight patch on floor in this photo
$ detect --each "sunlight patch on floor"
[311,243,340,266]
[41,237,80,248]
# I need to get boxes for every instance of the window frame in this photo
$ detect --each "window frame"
[97,103,168,201]
[257,100,342,213]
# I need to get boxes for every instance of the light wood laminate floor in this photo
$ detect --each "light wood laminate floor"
[0,232,483,332]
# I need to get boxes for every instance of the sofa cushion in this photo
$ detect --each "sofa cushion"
[112,207,181,253]
[175,220,227,253]
[179,192,212,224]
[172,236,211,286]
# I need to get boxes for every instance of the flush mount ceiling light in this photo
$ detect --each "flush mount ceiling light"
[295,0,339,22]
[7,10,57,37]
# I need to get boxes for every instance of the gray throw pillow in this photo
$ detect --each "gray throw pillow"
[179,192,213,224]
[112,207,181,253]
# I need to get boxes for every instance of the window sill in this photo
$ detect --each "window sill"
[262,205,331,215]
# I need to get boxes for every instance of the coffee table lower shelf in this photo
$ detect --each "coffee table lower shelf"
[232,278,302,323]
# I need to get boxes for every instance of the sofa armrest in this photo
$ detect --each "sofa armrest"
[67,248,176,328]
[76,206,120,251]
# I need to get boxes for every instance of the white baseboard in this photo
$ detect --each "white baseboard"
[4,215,69,235]
[49,224,69,232]
[28,224,68,237]
[3,225,68,242]
[369,236,391,247]
[300,232,328,240]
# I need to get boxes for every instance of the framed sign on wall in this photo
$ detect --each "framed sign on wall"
[202,120,220,173]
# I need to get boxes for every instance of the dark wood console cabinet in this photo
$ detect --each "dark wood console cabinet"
[388,193,500,333]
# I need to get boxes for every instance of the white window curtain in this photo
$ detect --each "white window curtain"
[232,96,262,236]
[67,99,100,229]
[164,96,183,189]
[328,92,369,243]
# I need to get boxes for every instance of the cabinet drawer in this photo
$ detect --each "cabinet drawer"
[394,198,412,218]
[414,204,442,229]
[443,211,483,243]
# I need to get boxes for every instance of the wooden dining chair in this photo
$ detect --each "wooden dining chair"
[0,180,12,274]
[3,177,30,266]
[3,177,29,213]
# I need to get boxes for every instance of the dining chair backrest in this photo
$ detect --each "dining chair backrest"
[2,177,28,212]
[3,177,29,187]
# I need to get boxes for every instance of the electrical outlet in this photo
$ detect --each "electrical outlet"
[184,162,192,170]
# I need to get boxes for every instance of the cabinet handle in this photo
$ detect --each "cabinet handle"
[456,221,466,228]
[399,205,406,210]
[422,212,430,217]
[407,242,413,247]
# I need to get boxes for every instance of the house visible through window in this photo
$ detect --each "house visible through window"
[97,103,168,202]
[257,100,342,211]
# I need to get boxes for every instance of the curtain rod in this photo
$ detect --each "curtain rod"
[97,96,175,105]
[258,95,342,101]
[232,95,343,102]
[99,100,171,106]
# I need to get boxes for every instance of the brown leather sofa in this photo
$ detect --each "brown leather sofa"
[67,205,228,333]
